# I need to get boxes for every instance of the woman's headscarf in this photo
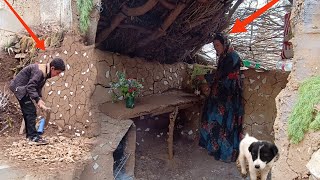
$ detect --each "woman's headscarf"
[213,33,232,57]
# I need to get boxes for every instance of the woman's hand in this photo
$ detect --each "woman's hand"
[196,75,205,81]
[200,84,210,97]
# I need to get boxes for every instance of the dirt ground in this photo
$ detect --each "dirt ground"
[134,119,243,180]
[0,52,92,179]
[0,52,22,137]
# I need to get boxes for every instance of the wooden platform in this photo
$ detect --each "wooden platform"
[99,90,203,161]
[99,90,202,120]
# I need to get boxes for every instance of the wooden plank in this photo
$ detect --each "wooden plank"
[99,90,202,120]
[124,124,136,178]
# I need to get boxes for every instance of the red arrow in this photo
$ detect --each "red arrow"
[230,0,279,33]
[3,0,45,50]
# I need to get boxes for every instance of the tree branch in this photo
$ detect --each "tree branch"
[159,0,176,9]
[96,0,159,45]
[118,24,153,34]
[122,0,159,16]
[136,1,188,48]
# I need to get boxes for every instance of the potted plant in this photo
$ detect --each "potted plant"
[189,64,213,96]
[110,71,143,108]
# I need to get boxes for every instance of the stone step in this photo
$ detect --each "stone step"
[0,164,27,179]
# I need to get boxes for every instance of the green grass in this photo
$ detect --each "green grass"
[77,0,93,34]
[310,111,320,130]
[288,76,320,144]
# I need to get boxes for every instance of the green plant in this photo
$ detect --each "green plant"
[190,64,211,80]
[110,71,143,102]
[77,0,94,34]
[288,76,320,144]
[189,64,212,90]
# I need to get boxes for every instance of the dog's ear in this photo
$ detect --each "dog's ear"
[271,144,278,156]
[248,143,254,153]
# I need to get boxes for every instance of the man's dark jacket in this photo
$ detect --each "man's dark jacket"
[9,64,46,103]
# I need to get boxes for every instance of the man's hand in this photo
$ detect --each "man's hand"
[37,99,51,111]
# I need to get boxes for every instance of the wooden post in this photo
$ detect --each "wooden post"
[168,107,178,160]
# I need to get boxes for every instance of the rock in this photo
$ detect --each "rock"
[14,43,20,49]
[93,155,99,161]
[14,48,21,53]
[93,163,99,170]
[306,149,320,179]
[15,53,27,59]
[262,77,267,84]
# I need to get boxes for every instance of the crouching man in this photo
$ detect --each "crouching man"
[9,58,65,145]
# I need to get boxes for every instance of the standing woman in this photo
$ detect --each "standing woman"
[199,33,244,162]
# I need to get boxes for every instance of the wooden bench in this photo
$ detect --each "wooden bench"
[99,90,203,159]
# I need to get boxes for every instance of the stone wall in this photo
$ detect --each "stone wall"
[272,0,320,179]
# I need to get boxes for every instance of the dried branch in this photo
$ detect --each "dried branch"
[159,0,176,9]
[96,0,159,45]
[136,1,188,48]
[122,0,159,16]
[118,24,153,34]
[0,86,10,111]
[223,0,292,67]
[228,0,243,20]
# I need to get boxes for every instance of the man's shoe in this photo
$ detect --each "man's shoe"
[28,136,48,145]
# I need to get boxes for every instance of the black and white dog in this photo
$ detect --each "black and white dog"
[238,134,279,180]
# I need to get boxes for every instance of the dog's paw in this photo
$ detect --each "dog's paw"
[240,170,247,178]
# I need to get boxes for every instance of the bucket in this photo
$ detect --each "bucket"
[37,117,46,135]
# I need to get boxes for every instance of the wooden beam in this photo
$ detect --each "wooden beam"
[122,0,159,16]
[159,0,176,9]
[96,0,159,45]
[95,13,126,46]
[118,24,153,34]
[136,1,188,48]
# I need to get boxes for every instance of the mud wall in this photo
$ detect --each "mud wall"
[38,36,188,138]
[179,69,289,142]
[242,69,289,142]
[36,36,288,145]
[272,0,320,179]
[93,54,188,104]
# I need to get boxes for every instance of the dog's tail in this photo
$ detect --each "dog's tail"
[240,133,250,140]
[244,133,250,138]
